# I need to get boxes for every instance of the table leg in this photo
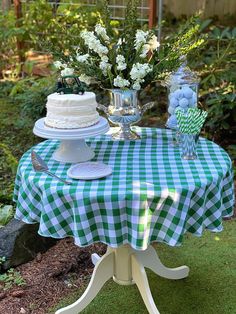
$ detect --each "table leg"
[55,250,114,314]
[56,245,189,314]
[136,245,189,280]
[131,254,160,314]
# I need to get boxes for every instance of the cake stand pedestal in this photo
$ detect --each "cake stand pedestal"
[33,117,109,163]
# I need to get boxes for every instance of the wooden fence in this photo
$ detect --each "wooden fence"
[2,0,236,21]
[163,0,236,19]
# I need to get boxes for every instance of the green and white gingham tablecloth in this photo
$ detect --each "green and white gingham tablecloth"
[14,128,234,250]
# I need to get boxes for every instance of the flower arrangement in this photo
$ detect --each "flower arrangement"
[54,25,159,90]
[52,1,205,91]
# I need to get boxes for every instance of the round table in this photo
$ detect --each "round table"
[14,127,234,314]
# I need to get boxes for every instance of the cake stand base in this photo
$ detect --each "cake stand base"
[53,139,95,163]
[33,117,109,163]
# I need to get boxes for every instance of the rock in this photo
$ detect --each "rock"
[0,219,57,271]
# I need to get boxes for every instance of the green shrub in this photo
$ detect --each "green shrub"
[0,1,101,75]
[10,76,55,120]
[189,21,236,141]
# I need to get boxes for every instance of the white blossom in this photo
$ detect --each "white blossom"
[134,30,148,50]
[132,81,141,90]
[140,44,150,58]
[116,54,127,71]
[76,53,89,63]
[130,63,152,81]
[117,37,126,46]
[61,67,74,76]
[113,75,130,88]
[95,24,110,42]
[79,74,92,85]
[54,61,64,69]
[99,61,112,75]
[101,55,109,62]
[148,35,160,51]
[81,30,108,57]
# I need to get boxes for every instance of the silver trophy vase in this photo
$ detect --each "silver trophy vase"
[98,89,154,140]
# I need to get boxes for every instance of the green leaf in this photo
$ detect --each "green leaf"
[0,205,14,227]
[221,27,231,39]
[232,27,236,38]
[199,19,212,32]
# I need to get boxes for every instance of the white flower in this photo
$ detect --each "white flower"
[113,75,130,88]
[99,61,112,75]
[116,54,127,71]
[81,30,108,57]
[95,24,110,42]
[117,38,122,46]
[132,81,141,90]
[79,74,92,85]
[135,30,148,50]
[130,63,152,81]
[76,53,89,63]
[101,55,109,62]
[117,38,126,46]
[140,44,150,58]
[61,67,74,76]
[54,61,64,69]
[148,35,160,51]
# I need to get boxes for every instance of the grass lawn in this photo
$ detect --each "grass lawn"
[52,219,236,314]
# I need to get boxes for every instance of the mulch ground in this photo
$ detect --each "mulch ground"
[0,240,106,314]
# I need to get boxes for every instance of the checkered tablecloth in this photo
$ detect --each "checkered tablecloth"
[14,127,234,250]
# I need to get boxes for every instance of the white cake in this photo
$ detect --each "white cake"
[45,92,100,129]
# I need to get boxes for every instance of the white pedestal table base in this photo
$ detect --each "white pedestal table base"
[55,244,189,314]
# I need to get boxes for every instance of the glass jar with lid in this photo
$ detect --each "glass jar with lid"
[164,56,200,134]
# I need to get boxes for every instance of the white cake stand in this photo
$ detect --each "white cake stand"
[33,117,110,163]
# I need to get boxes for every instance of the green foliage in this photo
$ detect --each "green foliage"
[189,21,236,141]
[0,143,18,174]
[0,205,14,227]
[0,10,27,73]
[0,81,15,97]
[0,268,26,290]
[0,1,100,75]
[23,0,100,52]
[10,76,56,120]
[156,16,206,79]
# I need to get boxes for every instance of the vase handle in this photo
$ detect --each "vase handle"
[97,103,109,114]
[141,102,155,115]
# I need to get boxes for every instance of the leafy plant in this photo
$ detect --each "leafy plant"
[10,76,56,120]
[0,143,18,174]
[0,0,100,77]
[0,205,14,227]
[0,80,15,97]
[0,268,26,290]
[189,21,236,141]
